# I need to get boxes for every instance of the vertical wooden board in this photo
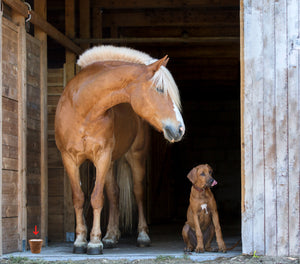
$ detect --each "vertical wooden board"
[250,0,265,255]
[274,0,289,256]
[287,0,300,256]
[79,0,90,51]
[0,8,3,256]
[92,7,102,40]
[241,0,254,255]
[26,34,42,244]
[262,0,277,256]
[34,0,48,245]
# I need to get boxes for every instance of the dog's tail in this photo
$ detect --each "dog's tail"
[115,156,137,234]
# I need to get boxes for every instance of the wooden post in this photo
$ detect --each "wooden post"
[34,0,48,247]
[0,4,3,256]
[64,0,76,241]
[11,11,27,252]
[79,0,90,50]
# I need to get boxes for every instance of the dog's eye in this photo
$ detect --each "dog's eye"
[200,172,205,176]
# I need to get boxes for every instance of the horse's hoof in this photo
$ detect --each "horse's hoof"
[103,238,118,248]
[87,242,103,255]
[73,241,87,254]
[137,231,151,247]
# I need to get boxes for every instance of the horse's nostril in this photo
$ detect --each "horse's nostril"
[178,125,184,136]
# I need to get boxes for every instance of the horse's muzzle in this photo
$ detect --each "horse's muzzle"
[163,124,185,143]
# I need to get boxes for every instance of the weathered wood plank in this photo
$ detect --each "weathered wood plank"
[241,0,254,255]
[263,0,277,256]
[2,170,18,218]
[0,8,3,255]
[287,0,300,256]
[274,0,289,256]
[250,0,265,254]
[2,217,19,253]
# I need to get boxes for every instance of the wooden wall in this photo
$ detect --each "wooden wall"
[1,15,44,253]
[241,0,300,256]
[1,17,20,254]
[47,68,65,242]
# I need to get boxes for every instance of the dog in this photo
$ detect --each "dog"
[182,164,226,253]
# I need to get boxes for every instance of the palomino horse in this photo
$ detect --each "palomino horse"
[55,46,185,254]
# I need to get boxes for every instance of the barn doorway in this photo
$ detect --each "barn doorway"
[47,0,241,250]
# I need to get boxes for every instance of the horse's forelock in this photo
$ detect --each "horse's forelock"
[151,66,182,112]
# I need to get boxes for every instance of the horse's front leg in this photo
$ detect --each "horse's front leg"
[87,151,112,255]
[61,153,87,253]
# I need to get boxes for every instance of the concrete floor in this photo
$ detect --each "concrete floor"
[3,224,242,262]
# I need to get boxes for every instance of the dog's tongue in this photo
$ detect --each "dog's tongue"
[211,180,218,187]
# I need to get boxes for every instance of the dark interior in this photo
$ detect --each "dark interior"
[45,0,241,240]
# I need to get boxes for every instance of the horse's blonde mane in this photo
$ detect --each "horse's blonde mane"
[77,45,181,110]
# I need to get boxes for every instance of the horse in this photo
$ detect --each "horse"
[55,45,185,254]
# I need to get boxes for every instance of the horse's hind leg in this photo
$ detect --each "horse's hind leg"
[126,150,151,247]
[87,153,112,255]
[61,153,87,253]
[102,163,121,248]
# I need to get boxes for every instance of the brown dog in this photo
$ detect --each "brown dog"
[182,164,226,253]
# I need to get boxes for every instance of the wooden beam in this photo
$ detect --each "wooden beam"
[34,0,48,247]
[3,0,82,55]
[0,6,3,257]
[64,0,75,242]
[11,10,27,252]
[101,8,239,28]
[74,37,240,45]
[79,0,90,50]
[92,0,238,9]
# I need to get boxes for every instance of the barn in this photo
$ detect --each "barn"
[0,0,299,257]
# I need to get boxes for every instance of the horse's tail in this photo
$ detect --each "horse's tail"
[115,156,137,234]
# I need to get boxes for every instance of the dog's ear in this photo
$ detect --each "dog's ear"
[187,168,198,184]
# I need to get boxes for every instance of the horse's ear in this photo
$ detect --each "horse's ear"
[147,55,169,75]
[187,167,198,184]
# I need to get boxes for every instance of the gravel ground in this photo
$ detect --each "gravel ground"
[1,255,299,264]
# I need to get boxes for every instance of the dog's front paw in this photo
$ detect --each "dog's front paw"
[184,246,193,252]
[195,246,204,253]
[218,244,227,253]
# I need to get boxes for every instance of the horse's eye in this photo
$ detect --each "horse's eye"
[156,87,164,93]
[200,172,205,176]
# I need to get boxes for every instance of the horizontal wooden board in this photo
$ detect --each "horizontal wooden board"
[48,168,64,196]
[48,215,64,241]
[2,170,18,217]
[2,157,18,171]
[2,217,19,253]
[2,21,18,101]
[48,196,64,215]
[92,0,239,9]
[102,8,239,28]
[48,68,64,86]
[118,26,239,38]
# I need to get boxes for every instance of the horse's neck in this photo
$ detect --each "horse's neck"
[72,63,138,119]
